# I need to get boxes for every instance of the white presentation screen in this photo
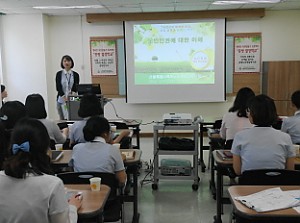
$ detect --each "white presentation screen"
[124,19,226,103]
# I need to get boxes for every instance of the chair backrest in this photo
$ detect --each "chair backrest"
[238,169,300,185]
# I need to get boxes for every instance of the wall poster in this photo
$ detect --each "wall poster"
[90,37,118,76]
[234,35,261,73]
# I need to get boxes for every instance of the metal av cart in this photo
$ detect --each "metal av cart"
[152,124,200,190]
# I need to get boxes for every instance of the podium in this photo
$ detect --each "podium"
[67,94,109,120]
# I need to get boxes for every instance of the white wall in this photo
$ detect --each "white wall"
[0,14,48,106]
[1,11,300,132]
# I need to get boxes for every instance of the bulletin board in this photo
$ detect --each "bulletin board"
[229,33,261,95]
[90,36,122,96]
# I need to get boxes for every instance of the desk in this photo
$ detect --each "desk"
[199,121,215,172]
[211,150,300,223]
[228,185,300,223]
[212,150,233,223]
[52,149,142,223]
[109,119,142,149]
[65,184,110,223]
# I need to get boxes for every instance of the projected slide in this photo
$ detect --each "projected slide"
[133,22,215,85]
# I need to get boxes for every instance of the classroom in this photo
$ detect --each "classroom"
[1,1,300,223]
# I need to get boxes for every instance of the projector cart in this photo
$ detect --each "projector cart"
[152,124,200,191]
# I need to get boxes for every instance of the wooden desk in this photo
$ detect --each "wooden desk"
[65,184,110,223]
[228,185,300,223]
[211,150,300,223]
[212,150,233,223]
[52,149,142,223]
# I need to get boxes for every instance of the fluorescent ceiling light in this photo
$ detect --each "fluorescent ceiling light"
[33,5,103,10]
[213,0,282,5]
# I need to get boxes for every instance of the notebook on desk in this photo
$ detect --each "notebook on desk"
[122,151,135,160]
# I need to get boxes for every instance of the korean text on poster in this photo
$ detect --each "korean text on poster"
[234,36,261,73]
[90,39,117,76]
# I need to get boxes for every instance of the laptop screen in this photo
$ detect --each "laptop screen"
[77,84,101,95]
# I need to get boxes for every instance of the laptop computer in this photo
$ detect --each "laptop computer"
[77,84,101,95]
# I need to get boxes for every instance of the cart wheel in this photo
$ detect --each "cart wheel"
[152,184,158,190]
[192,184,198,191]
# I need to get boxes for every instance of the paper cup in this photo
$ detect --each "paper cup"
[55,144,63,151]
[89,177,101,191]
[110,124,117,132]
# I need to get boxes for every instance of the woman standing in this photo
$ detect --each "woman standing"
[55,55,80,120]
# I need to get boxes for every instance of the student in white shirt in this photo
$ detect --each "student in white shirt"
[220,87,255,149]
[231,94,295,175]
[281,90,300,144]
[0,118,81,223]
[69,116,126,185]
[25,93,68,144]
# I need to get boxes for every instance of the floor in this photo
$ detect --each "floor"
[123,137,233,223]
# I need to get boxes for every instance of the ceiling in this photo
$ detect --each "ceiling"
[0,0,300,16]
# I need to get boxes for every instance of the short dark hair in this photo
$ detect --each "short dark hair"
[83,116,110,141]
[78,93,104,118]
[1,84,5,93]
[3,118,52,178]
[291,90,300,109]
[0,101,27,130]
[229,87,255,118]
[60,55,74,69]
[248,94,277,126]
[25,94,47,119]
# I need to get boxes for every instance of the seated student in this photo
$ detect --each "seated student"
[0,101,27,167]
[219,87,255,149]
[0,118,81,223]
[0,101,27,131]
[25,93,68,144]
[69,116,127,185]
[69,93,130,147]
[281,90,300,144]
[231,94,295,175]
[69,93,104,146]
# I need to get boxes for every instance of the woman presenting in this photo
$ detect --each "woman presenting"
[55,55,80,120]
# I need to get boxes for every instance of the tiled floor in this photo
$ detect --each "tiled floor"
[123,137,232,223]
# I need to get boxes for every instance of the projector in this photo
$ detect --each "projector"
[160,159,192,176]
[163,113,193,125]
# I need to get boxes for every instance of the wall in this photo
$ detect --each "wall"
[0,14,49,107]
[1,11,300,132]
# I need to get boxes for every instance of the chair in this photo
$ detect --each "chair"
[57,172,124,223]
[238,169,300,185]
[110,122,132,149]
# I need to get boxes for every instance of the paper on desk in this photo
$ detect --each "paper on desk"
[235,187,300,212]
